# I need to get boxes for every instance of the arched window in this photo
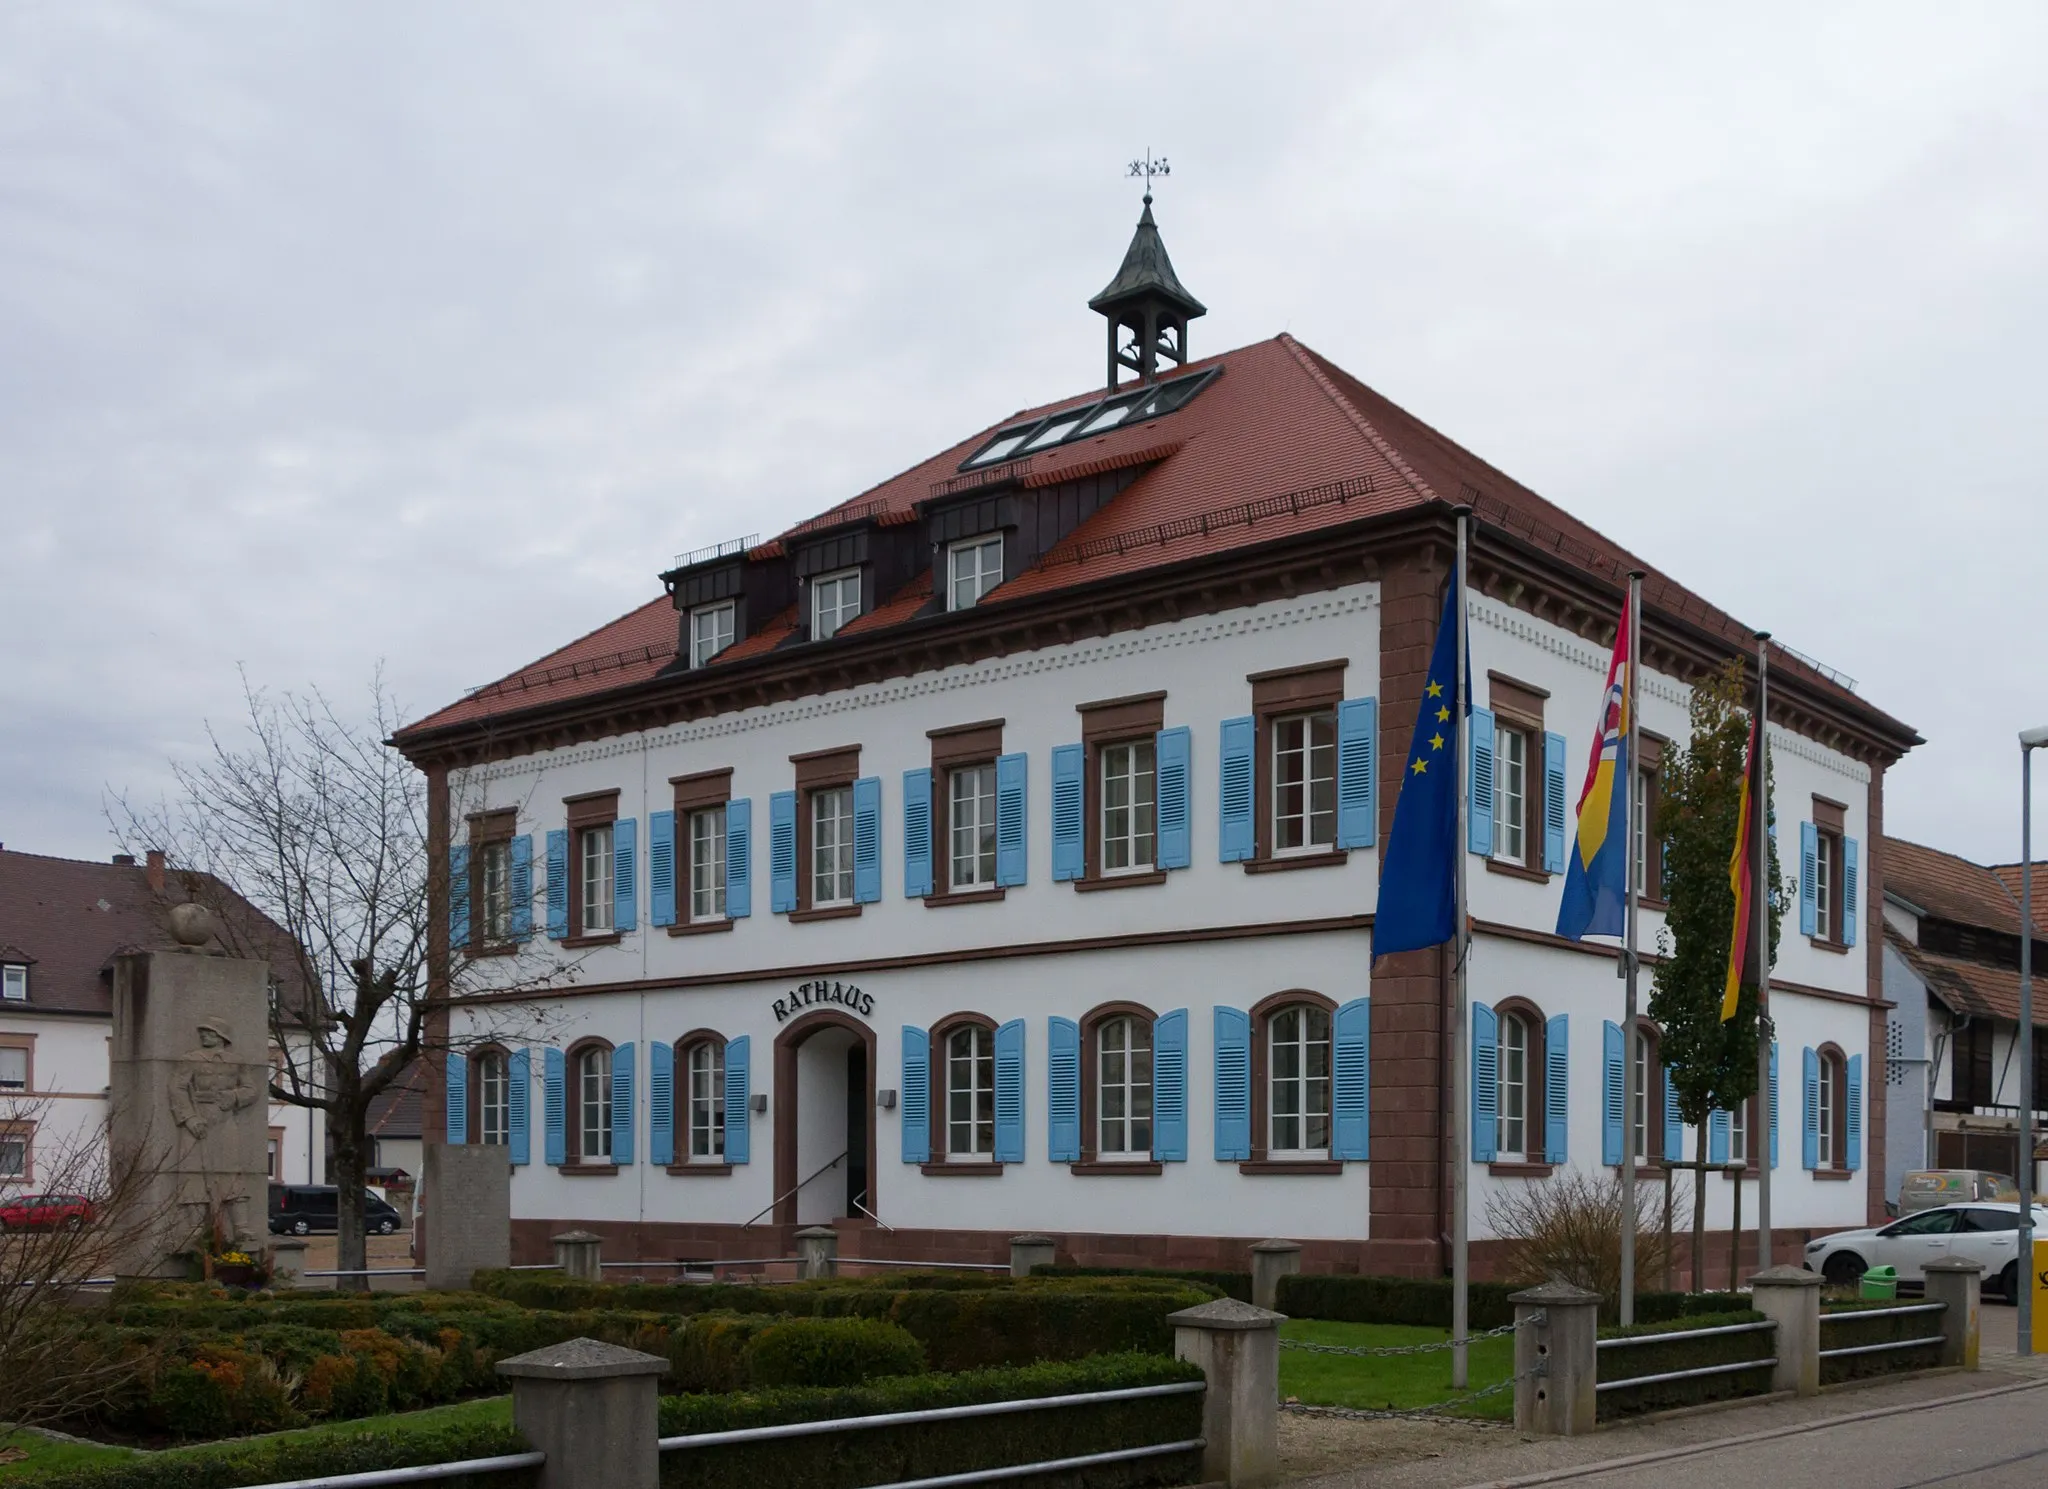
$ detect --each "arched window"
[1817,1045,1845,1170]
[1096,1015,1153,1159]
[472,1046,510,1147]
[1266,1002,1332,1158]
[935,1017,996,1161]
[1497,1012,1530,1162]
[567,1040,613,1162]
[680,1037,725,1163]
[1632,1025,1664,1163]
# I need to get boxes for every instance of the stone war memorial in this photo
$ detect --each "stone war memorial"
[109,902,273,1277]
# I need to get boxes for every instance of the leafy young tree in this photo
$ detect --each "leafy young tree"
[1649,659,1784,1287]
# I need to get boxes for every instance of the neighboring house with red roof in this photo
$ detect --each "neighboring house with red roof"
[1881,835,2048,1213]
[395,196,1919,1274]
[365,1058,424,1181]
[0,845,327,1193]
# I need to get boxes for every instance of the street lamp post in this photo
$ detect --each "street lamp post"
[2018,725,2048,1357]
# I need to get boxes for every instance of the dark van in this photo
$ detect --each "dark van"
[268,1184,403,1236]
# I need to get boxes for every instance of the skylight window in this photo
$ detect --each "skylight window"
[958,369,1218,472]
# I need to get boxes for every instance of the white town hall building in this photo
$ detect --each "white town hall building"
[396,197,1918,1276]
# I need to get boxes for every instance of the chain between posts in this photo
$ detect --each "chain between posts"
[1275,1311,1543,1423]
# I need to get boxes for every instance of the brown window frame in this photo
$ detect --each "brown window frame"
[670,770,736,937]
[1245,661,1348,875]
[563,790,622,947]
[562,1037,618,1173]
[464,810,518,955]
[0,1032,36,1095]
[1815,1041,1850,1174]
[267,1125,286,1181]
[0,1119,32,1184]
[467,1043,512,1148]
[1811,797,1849,952]
[928,721,1006,906]
[1489,997,1552,1176]
[1073,1000,1162,1174]
[669,1030,732,1175]
[1621,1022,1667,1169]
[790,746,862,922]
[1486,673,1549,881]
[1076,692,1167,892]
[925,1012,1002,1173]
[1243,989,1342,1174]
[1637,735,1667,909]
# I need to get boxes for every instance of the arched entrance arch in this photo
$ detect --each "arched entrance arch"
[773,1009,878,1228]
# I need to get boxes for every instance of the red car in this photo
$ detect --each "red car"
[0,1193,94,1231]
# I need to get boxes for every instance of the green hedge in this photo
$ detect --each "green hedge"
[1269,1274,1753,1331]
[10,1420,533,1489]
[1818,1300,1947,1386]
[657,1353,1203,1489]
[1028,1265,1254,1303]
[1595,1310,1773,1419]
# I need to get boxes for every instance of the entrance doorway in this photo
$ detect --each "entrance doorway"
[774,1010,877,1228]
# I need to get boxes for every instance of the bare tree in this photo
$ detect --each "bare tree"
[108,670,564,1289]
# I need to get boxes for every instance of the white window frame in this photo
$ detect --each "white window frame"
[1271,711,1338,855]
[1267,1005,1332,1158]
[945,1024,996,1161]
[947,535,1004,611]
[690,601,736,668]
[948,764,998,890]
[811,787,855,908]
[0,1130,27,1180]
[476,1050,509,1147]
[0,1046,27,1092]
[479,840,511,944]
[1730,1098,1749,1167]
[1632,769,1649,896]
[1498,1013,1528,1161]
[810,568,862,641]
[1814,830,1834,942]
[1,965,25,1002]
[577,1046,613,1161]
[689,807,727,921]
[579,824,615,934]
[687,1041,725,1161]
[1097,1016,1153,1160]
[1099,740,1157,875]
[1632,1031,1653,1162]
[1494,726,1528,863]
[1818,1054,1837,1168]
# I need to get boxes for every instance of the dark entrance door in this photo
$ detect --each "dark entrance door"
[846,1043,870,1218]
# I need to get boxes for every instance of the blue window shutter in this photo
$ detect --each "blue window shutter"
[445,1052,468,1144]
[1843,837,1860,947]
[852,775,883,904]
[1218,716,1256,863]
[725,798,752,919]
[1770,1042,1781,1170]
[1846,1053,1863,1171]
[543,1048,566,1166]
[612,1042,635,1165]
[1468,708,1496,856]
[769,791,798,913]
[1601,1020,1624,1166]
[508,1048,530,1166]
[1048,1017,1081,1163]
[1709,1108,1729,1166]
[1801,1046,1820,1170]
[904,769,934,898]
[1155,728,1192,870]
[1800,822,1819,937]
[613,817,637,933]
[545,830,569,939]
[994,1019,1025,1163]
[448,846,470,949]
[1471,1003,1499,1164]
[509,835,534,941]
[900,1027,930,1164]
[1544,1014,1569,1164]
[725,1036,751,1165]
[1051,745,1086,882]
[648,1041,675,1167]
[1542,731,1568,875]
[1662,1065,1683,1164]
[995,753,1028,887]
[648,812,676,928]
[1153,1009,1188,1162]
[1214,1006,1252,1161]
[1336,698,1377,849]
[1332,998,1370,1161]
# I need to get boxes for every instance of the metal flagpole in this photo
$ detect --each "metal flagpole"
[1451,508,1472,1388]
[1620,572,1644,1327]
[1755,632,1774,1271]
[2020,734,2037,1356]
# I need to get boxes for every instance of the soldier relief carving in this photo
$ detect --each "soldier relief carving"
[169,1019,262,1242]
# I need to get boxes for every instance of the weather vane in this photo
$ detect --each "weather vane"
[1127,149,1169,202]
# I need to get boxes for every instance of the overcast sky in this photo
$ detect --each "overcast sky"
[3,2,2043,870]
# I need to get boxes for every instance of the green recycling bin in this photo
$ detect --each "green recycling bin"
[1860,1265,1898,1301]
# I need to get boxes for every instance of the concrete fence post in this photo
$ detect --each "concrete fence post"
[552,1229,603,1282]
[796,1225,839,1280]
[1248,1240,1301,1312]
[269,1239,309,1289]
[1168,1297,1283,1489]
[497,1338,669,1489]
[1748,1264,1822,1396]
[1921,1257,1983,1370]
[1009,1233,1057,1279]
[1509,1281,1599,1436]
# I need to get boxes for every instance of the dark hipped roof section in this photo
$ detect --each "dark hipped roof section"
[1884,835,2048,1029]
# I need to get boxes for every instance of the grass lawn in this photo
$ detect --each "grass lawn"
[1279,1319,1517,1421]
[0,1431,135,1477]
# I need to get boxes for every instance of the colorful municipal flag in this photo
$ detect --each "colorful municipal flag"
[1556,591,1633,941]
[1720,708,1767,1020]
[1373,565,1468,958]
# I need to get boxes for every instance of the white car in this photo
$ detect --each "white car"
[1805,1201,2048,1303]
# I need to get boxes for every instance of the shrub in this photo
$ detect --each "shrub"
[1595,1309,1772,1419]
[744,1318,924,1388]
[1029,1265,1252,1302]
[1817,1299,1946,1386]
[1483,1168,1679,1308]
[1276,1273,1522,1330]
[16,1420,532,1489]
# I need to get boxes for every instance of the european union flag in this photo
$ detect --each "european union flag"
[1374,567,1468,957]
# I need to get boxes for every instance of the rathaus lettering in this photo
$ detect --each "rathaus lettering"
[772,979,874,1022]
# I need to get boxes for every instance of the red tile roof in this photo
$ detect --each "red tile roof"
[1886,926,2046,1028]
[400,334,1911,747]
[1884,837,2040,937]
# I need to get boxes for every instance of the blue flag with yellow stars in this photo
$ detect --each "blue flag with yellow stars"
[1374,566,1468,957]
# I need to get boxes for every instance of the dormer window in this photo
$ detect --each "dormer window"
[1,965,24,1002]
[812,568,862,640]
[947,536,1003,611]
[690,601,736,667]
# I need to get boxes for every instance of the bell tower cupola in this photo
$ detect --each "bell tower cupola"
[1089,159,1205,388]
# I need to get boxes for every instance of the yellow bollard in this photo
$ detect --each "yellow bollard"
[2035,1239,2048,1355]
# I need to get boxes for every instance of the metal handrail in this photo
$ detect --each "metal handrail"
[1599,1320,1775,1349]
[860,1439,1202,1489]
[841,1257,1009,1273]
[1819,1335,1947,1360]
[657,1380,1206,1450]
[303,1267,426,1278]
[1596,1358,1777,1393]
[852,1196,894,1232]
[226,1451,545,1489]
[1821,1303,1945,1321]
[742,1151,846,1229]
